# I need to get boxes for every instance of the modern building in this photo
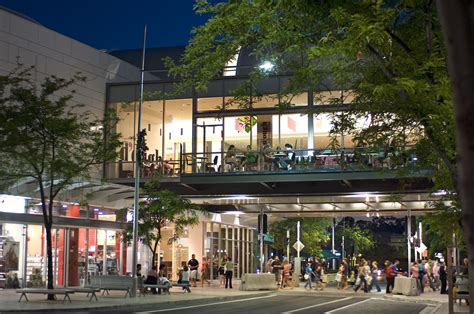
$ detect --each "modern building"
[0,5,442,289]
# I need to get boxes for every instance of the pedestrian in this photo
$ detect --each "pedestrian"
[341,258,349,290]
[281,259,292,288]
[272,256,282,284]
[417,260,425,293]
[439,261,447,294]
[411,261,421,293]
[461,257,469,275]
[369,261,381,292]
[225,256,234,289]
[385,260,395,293]
[304,262,313,290]
[219,255,227,287]
[354,260,369,293]
[181,265,192,293]
[188,254,199,287]
[201,257,211,287]
[432,260,440,290]
[314,261,324,290]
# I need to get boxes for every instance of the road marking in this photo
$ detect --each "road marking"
[281,297,353,313]
[323,298,372,313]
[135,294,277,313]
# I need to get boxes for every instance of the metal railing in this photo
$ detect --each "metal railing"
[105,146,420,179]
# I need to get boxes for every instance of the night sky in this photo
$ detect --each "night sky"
[0,0,214,50]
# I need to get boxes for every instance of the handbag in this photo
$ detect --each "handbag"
[355,277,361,286]
[335,273,342,282]
[304,274,309,280]
[366,275,373,285]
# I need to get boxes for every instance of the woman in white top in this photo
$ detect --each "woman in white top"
[354,260,370,293]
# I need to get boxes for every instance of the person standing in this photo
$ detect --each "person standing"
[439,261,447,294]
[385,260,395,293]
[304,262,313,290]
[369,261,381,292]
[225,257,234,289]
[272,256,282,284]
[201,258,211,287]
[188,254,199,287]
[219,255,227,287]
[432,260,440,290]
[354,260,369,293]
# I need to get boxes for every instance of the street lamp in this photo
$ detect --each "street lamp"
[131,24,147,297]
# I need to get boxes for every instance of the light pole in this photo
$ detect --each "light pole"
[131,24,147,297]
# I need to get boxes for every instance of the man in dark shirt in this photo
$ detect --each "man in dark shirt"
[272,256,282,284]
[188,254,199,287]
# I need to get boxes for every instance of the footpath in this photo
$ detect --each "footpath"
[0,280,467,313]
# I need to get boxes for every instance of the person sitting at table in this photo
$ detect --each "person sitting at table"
[224,145,239,172]
[157,156,173,175]
[276,143,295,170]
[241,145,258,171]
[261,144,276,171]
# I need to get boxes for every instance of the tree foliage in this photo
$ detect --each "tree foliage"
[269,217,332,257]
[0,66,121,295]
[118,179,201,267]
[167,0,458,248]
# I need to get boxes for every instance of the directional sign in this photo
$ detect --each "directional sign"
[415,242,427,254]
[293,240,305,252]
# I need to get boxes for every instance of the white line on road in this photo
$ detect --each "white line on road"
[135,294,277,313]
[323,298,372,313]
[281,297,353,314]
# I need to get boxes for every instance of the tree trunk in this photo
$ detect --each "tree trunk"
[44,223,55,300]
[436,1,474,312]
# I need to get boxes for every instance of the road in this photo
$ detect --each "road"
[91,293,429,314]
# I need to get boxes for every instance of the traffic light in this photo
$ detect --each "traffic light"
[258,214,267,234]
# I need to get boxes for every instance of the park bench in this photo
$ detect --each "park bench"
[87,275,133,298]
[16,288,75,303]
[69,287,101,301]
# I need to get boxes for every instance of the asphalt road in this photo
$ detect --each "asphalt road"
[90,294,428,314]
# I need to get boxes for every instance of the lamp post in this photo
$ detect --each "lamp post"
[131,24,147,297]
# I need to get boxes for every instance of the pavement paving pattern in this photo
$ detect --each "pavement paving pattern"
[88,294,428,314]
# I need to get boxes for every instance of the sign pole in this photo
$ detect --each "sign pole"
[259,207,264,273]
[296,221,300,259]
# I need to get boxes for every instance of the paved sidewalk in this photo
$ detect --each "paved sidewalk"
[0,281,270,313]
[1,281,469,313]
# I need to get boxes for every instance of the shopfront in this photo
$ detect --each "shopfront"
[0,194,126,288]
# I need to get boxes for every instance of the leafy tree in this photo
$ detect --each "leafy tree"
[0,67,121,298]
[269,217,331,257]
[336,225,375,258]
[118,180,200,267]
[167,0,459,253]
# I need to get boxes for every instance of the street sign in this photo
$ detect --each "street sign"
[415,242,427,254]
[293,240,305,252]
[263,234,274,243]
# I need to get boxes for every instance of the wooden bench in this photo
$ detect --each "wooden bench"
[87,275,133,298]
[16,288,75,303]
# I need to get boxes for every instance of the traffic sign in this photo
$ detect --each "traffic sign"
[293,240,305,252]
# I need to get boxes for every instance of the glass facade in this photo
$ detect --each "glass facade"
[203,221,256,280]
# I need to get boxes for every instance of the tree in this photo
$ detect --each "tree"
[269,217,331,257]
[118,180,200,268]
[436,1,474,309]
[167,0,460,260]
[0,67,121,298]
[336,225,375,258]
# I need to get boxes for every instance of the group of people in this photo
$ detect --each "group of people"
[266,256,294,288]
[224,143,295,172]
[175,254,235,292]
